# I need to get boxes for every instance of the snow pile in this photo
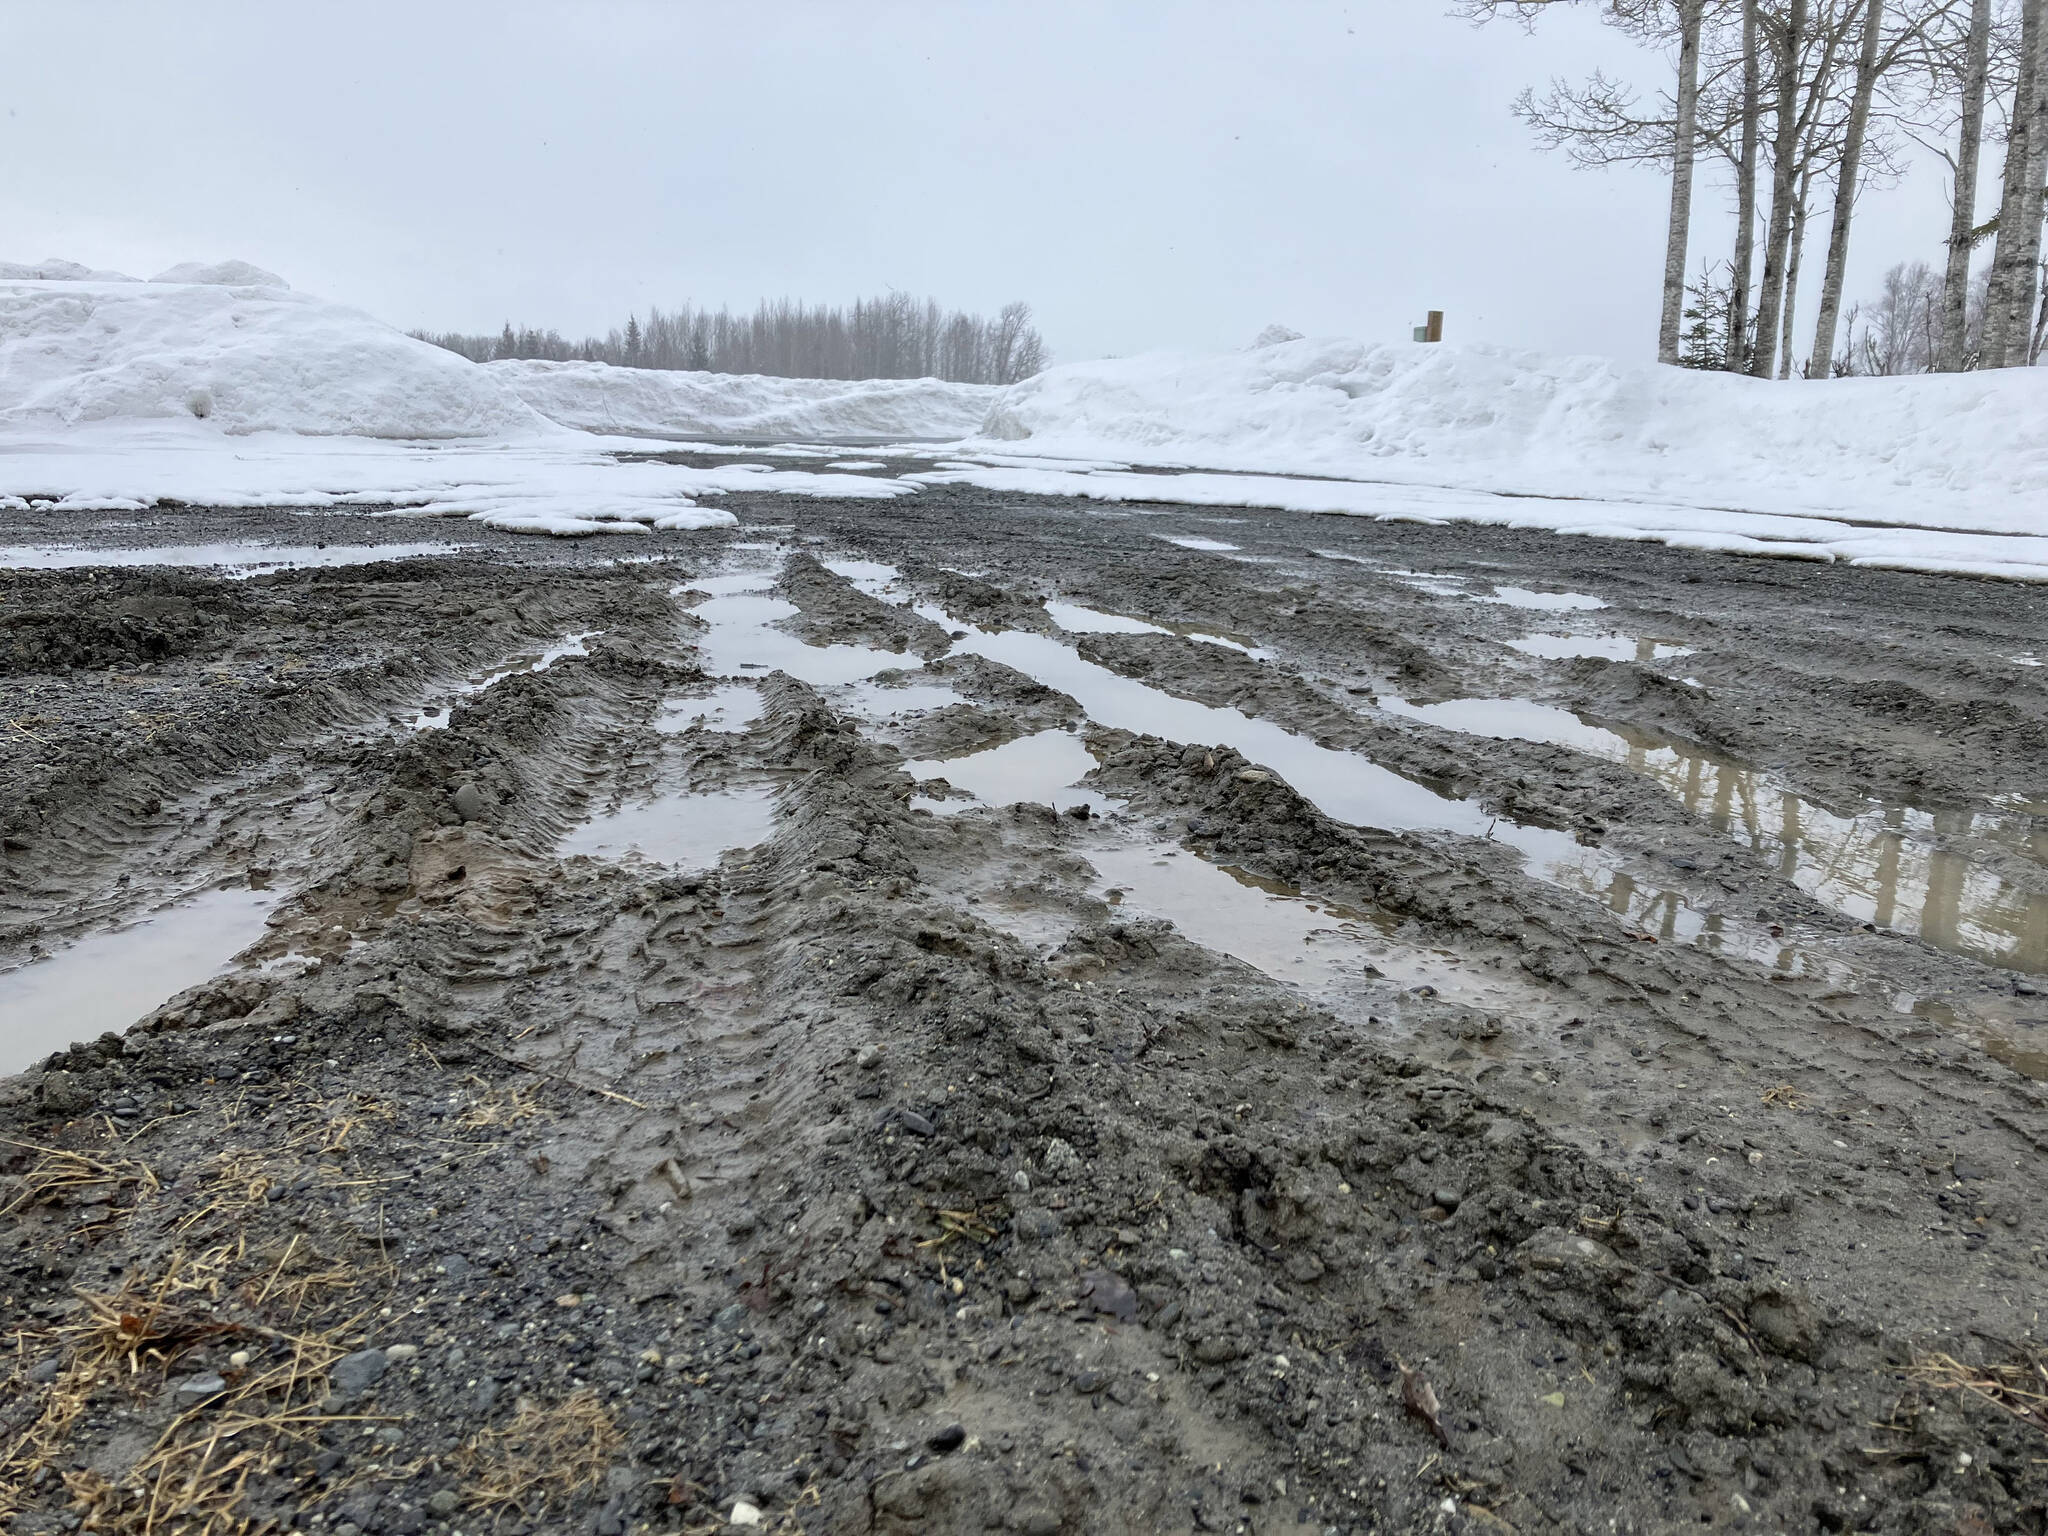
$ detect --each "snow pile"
[980,333,2048,535]
[0,259,141,282]
[490,358,999,441]
[0,273,545,438]
[150,260,290,288]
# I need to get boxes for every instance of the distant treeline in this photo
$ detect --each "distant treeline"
[414,294,1048,385]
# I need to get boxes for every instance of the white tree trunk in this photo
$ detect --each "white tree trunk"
[1751,0,1808,377]
[1985,0,2046,366]
[1728,0,1763,370]
[1659,0,1706,364]
[1939,0,1992,370]
[1778,171,1813,376]
[1809,0,1887,374]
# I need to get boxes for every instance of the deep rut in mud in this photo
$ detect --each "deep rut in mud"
[4,489,2047,1535]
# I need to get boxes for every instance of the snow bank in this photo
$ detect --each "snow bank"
[490,358,999,441]
[150,260,290,288]
[0,259,141,282]
[979,334,2048,536]
[0,274,545,438]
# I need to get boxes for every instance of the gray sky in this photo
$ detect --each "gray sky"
[0,1,1954,366]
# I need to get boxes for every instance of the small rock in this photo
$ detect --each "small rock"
[714,1303,751,1331]
[1078,1269,1139,1323]
[451,782,488,822]
[729,1500,765,1528]
[383,1343,419,1362]
[29,1355,60,1384]
[328,1349,388,1400]
[1430,1187,1462,1215]
[856,1045,883,1070]
[1071,1369,1108,1393]
[896,1109,934,1137]
[927,1423,967,1454]
[174,1372,227,1407]
[426,1490,459,1518]
[1041,1138,1082,1179]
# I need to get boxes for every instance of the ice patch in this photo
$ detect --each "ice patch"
[0,541,462,573]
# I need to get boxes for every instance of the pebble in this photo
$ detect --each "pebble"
[451,782,488,821]
[729,1500,764,1528]
[426,1490,459,1517]
[927,1423,967,1454]
[856,1044,882,1069]
[328,1349,388,1400]
[174,1372,227,1407]
[384,1343,419,1362]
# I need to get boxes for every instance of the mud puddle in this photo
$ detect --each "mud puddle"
[1478,583,1609,611]
[1043,600,1268,657]
[907,728,1107,815]
[1384,692,2048,973]
[1506,632,1692,661]
[561,785,778,869]
[656,683,765,734]
[409,630,601,730]
[1085,841,1561,1025]
[0,883,280,1074]
[902,594,1606,872]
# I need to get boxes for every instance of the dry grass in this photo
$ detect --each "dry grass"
[459,1390,623,1514]
[1759,1083,1808,1110]
[0,1135,161,1217]
[1910,1350,2048,1438]
[454,1077,544,1133]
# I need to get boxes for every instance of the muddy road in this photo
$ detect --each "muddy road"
[4,473,2047,1535]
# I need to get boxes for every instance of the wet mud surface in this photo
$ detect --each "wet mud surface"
[4,486,2048,1535]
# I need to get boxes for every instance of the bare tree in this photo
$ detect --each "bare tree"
[1939,0,1994,366]
[1662,0,1709,360]
[420,296,1050,384]
[1731,0,1766,366]
[1809,0,1891,370]
[1985,0,2048,363]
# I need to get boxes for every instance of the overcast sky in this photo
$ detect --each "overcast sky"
[0,2,1955,366]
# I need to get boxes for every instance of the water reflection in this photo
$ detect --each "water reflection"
[1387,693,2048,975]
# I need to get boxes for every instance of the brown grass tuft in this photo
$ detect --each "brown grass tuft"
[460,1390,624,1513]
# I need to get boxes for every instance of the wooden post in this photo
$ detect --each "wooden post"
[1425,311,1444,343]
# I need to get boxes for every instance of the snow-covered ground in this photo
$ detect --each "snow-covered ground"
[0,267,2043,571]
[944,331,2048,578]
[0,267,926,536]
[490,359,996,441]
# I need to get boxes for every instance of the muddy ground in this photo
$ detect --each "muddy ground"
[3,474,2047,1536]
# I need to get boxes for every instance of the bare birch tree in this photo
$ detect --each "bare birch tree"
[1752,0,1812,374]
[1809,0,1890,371]
[1662,0,1710,360]
[1984,0,2048,363]
[1730,0,1766,365]
[1939,0,1995,365]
